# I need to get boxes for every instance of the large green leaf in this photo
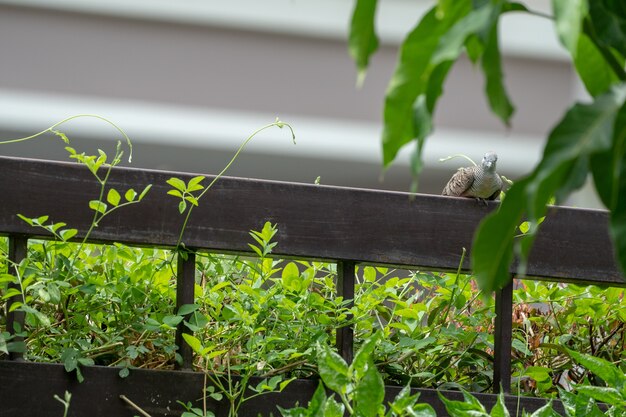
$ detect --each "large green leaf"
[354,362,385,417]
[588,0,626,57]
[574,33,623,97]
[552,0,588,56]
[567,348,626,393]
[473,84,626,292]
[481,16,514,126]
[382,1,472,167]
[349,0,379,87]
[316,343,350,394]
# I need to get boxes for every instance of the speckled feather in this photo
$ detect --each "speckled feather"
[442,152,502,200]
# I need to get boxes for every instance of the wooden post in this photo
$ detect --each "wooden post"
[336,261,355,365]
[6,235,28,361]
[175,249,196,370]
[493,278,514,393]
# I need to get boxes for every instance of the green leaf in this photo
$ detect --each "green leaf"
[574,33,622,97]
[528,400,558,417]
[138,184,152,201]
[349,0,379,87]
[489,392,509,417]
[431,3,494,65]
[591,102,626,279]
[575,386,626,407]
[167,177,187,192]
[316,342,350,394]
[107,188,121,207]
[481,17,514,126]
[588,0,626,57]
[178,304,200,316]
[187,176,205,192]
[382,1,471,167]
[438,390,487,416]
[119,367,130,378]
[16,214,34,226]
[125,188,137,202]
[552,0,588,56]
[351,332,381,379]
[178,200,187,214]
[473,84,626,292]
[182,333,204,354]
[168,190,183,198]
[89,200,107,214]
[354,362,384,417]
[567,348,626,390]
[323,396,345,417]
[282,262,302,292]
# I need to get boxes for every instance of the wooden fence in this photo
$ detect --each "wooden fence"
[0,156,622,416]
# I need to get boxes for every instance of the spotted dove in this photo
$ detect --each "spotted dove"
[442,151,502,201]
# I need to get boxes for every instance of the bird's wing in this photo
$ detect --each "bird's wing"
[442,167,475,196]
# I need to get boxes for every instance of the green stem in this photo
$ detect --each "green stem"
[0,114,133,162]
[175,121,295,247]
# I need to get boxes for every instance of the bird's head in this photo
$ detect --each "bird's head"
[481,151,498,171]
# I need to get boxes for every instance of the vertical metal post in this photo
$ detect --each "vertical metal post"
[336,261,355,365]
[493,278,513,393]
[6,235,28,361]
[175,249,196,370]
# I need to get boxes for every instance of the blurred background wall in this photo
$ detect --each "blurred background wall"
[0,0,602,207]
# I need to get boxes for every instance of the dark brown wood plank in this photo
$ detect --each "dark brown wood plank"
[0,156,622,285]
[0,361,563,417]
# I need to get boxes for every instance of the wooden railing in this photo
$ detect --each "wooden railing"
[0,155,623,416]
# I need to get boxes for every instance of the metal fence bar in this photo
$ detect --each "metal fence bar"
[175,249,196,370]
[493,278,514,393]
[6,235,28,361]
[336,260,356,365]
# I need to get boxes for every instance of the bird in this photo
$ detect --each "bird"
[442,151,503,201]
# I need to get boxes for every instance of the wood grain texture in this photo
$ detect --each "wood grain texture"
[0,156,622,285]
[0,361,563,417]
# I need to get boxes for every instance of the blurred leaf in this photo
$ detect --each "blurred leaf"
[473,84,626,292]
[489,392,509,417]
[382,1,471,166]
[481,16,514,126]
[588,0,626,57]
[574,33,622,97]
[349,0,379,87]
[552,0,588,55]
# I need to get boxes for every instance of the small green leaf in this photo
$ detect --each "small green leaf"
[167,177,187,192]
[89,200,107,214]
[119,367,130,378]
[167,190,183,198]
[182,333,204,354]
[490,392,509,417]
[59,228,78,241]
[138,184,152,201]
[187,176,205,192]
[107,188,121,207]
[125,188,137,202]
[178,200,187,214]
[16,214,34,226]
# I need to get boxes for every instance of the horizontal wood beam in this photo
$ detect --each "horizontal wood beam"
[0,156,622,285]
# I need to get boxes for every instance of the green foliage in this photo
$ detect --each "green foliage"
[348,0,626,292]
[279,333,433,417]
